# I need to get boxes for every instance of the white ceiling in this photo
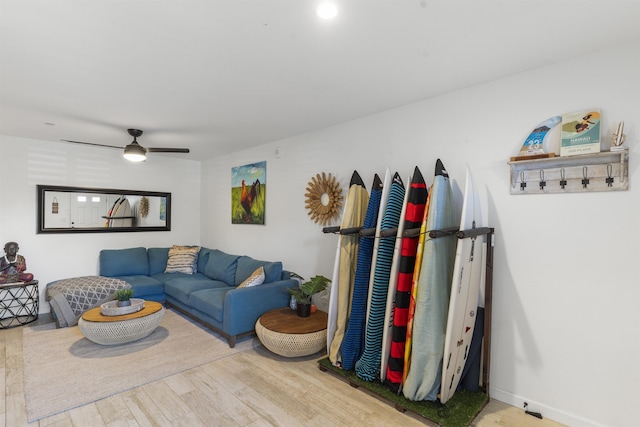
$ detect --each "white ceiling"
[2,0,640,161]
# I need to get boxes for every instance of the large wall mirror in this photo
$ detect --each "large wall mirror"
[37,185,171,233]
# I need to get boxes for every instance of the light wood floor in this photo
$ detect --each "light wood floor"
[0,314,566,427]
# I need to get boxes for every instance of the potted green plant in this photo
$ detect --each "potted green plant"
[115,288,134,307]
[287,275,330,317]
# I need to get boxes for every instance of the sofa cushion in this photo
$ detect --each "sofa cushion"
[235,256,282,285]
[99,247,149,277]
[165,245,200,274]
[188,288,232,323]
[237,266,265,288]
[196,248,211,274]
[204,250,239,285]
[163,274,227,305]
[148,247,170,275]
[114,275,164,298]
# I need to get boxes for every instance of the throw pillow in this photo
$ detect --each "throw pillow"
[235,256,283,286]
[237,266,265,288]
[165,245,201,274]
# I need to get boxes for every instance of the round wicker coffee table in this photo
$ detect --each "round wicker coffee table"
[255,307,327,358]
[78,301,165,345]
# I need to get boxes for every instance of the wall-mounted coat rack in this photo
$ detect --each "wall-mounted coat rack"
[508,150,628,195]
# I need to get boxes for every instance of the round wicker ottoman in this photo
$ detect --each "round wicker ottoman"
[78,301,165,345]
[256,308,327,358]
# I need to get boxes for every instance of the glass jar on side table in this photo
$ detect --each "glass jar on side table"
[0,280,39,328]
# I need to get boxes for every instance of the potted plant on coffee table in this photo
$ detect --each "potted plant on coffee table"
[287,275,330,318]
[115,288,134,307]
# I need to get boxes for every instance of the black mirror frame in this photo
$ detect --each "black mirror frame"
[36,185,171,234]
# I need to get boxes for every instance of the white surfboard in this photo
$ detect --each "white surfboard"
[112,198,132,227]
[365,167,391,324]
[440,166,485,404]
[380,172,411,381]
[326,230,342,354]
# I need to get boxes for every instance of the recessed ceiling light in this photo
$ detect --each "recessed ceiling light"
[316,2,338,20]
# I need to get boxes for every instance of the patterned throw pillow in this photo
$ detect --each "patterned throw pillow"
[165,245,201,274]
[237,266,265,288]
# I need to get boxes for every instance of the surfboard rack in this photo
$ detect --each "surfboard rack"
[457,226,493,239]
[324,225,481,240]
[319,226,496,422]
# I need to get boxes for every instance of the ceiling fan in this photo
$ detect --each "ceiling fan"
[61,129,190,162]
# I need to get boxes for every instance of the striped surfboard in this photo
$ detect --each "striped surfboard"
[355,173,405,381]
[339,174,384,370]
[383,166,428,391]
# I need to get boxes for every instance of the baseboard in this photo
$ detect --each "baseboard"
[490,386,602,427]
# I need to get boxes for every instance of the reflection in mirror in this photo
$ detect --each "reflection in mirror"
[37,185,171,233]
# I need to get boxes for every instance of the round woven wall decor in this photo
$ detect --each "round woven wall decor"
[305,172,343,226]
[139,196,149,218]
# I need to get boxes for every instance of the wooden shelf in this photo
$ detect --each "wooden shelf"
[508,150,629,194]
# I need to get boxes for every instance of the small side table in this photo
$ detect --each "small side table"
[255,307,328,357]
[0,280,39,329]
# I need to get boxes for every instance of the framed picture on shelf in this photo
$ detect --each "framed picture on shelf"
[560,109,601,156]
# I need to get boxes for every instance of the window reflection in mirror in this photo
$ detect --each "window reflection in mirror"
[37,185,171,233]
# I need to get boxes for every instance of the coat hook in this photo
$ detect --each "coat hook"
[560,168,567,189]
[582,166,590,188]
[539,170,546,190]
[520,171,527,191]
[606,164,614,187]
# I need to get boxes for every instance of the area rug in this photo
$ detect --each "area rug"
[23,310,255,422]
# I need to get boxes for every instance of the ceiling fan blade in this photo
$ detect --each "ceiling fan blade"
[61,139,125,150]
[146,147,190,153]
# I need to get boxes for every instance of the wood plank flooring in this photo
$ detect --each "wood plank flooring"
[0,314,566,426]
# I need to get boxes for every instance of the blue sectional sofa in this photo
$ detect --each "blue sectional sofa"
[98,246,296,347]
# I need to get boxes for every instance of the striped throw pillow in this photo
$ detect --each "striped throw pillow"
[165,245,201,274]
[237,266,265,288]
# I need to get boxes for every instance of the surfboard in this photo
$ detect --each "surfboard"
[402,186,431,386]
[112,198,132,227]
[105,196,123,227]
[108,196,126,228]
[383,166,428,390]
[440,166,485,404]
[379,171,411,381]
[365,167,391,325]
[460,226,488,393]
[355,172,404,381]
[326,227,342,354]
[327,171,369,366]
[339,174,384,370]
[403,159,457,402]
[327,173,358,359]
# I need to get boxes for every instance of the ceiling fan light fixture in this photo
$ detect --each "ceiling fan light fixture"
[123,142,147,162]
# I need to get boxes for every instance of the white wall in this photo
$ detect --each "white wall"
[0,138,201,311]
[200,41,640,427]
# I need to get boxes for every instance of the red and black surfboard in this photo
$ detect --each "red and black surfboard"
[384,166,428,392]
